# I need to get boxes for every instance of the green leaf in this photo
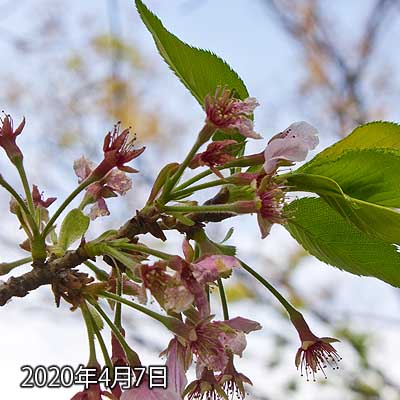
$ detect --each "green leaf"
[285,198,400,288]
[287,173,400,244]
[87,303,104,331]
[221,227,234,243]
[299,149,400,207]
[135,0,249,106]
[58,209,90,251]
[301,121,400,169]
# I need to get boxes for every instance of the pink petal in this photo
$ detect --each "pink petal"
[191,258,219,284]
[232,118,262,139]
[220,330,247,357]
[233,97,259,114]
[165,339,188,396]
[224,317,262,333]
[263,121,318,173]
[192,255,239,283]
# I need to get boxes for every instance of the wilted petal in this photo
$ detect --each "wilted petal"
[232,118,262,139]
[89,198,110,220]
[106,169,132,195]
[74,156,95,182]
[165,285,195,313]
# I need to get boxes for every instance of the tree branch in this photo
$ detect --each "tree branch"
[0,190,234,306]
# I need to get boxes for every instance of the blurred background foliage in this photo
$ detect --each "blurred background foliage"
[0,1,399,399]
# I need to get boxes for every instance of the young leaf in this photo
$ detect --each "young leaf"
[285,198,400,288]
[135,0,249,106]
[58,208,90,251]
[287,173,400,244]
[221,227,234,243]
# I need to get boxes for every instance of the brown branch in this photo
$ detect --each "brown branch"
[0,248,88,306]
[0,191,235,306]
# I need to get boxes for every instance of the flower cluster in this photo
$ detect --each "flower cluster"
[0,82,339,400]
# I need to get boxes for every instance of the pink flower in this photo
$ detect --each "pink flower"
[184,368,227,400]
[179,313,261,372]
[190,140,238,177]
[291,312,341,381]
[263,121,318,174]
[168,255,239,317]
[141,261,195,314]
[205,86,261,139]
[91,122,145,179]
[74,156,132,220]
[231,176,285,239]
[217,355,252,400]
[0,113,25,162]
[256,181,285,239]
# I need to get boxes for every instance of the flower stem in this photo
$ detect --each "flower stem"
[80,302,98,366]
[175,170,213,192]
[114,268,123,330]
[239,258,300,318]
[161,203,237,214]
[43,178,96,238]
[217,278,229,320]
[99,291,172,325]
[171,179,227,200]
[0,175,39,235]
[98,291,192,339]
[89,299,141,367]
[174,152,264,192]
[13,159,35,217]
[159,125,215,203]
[86,303,113,372]
[111,242,174,261]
